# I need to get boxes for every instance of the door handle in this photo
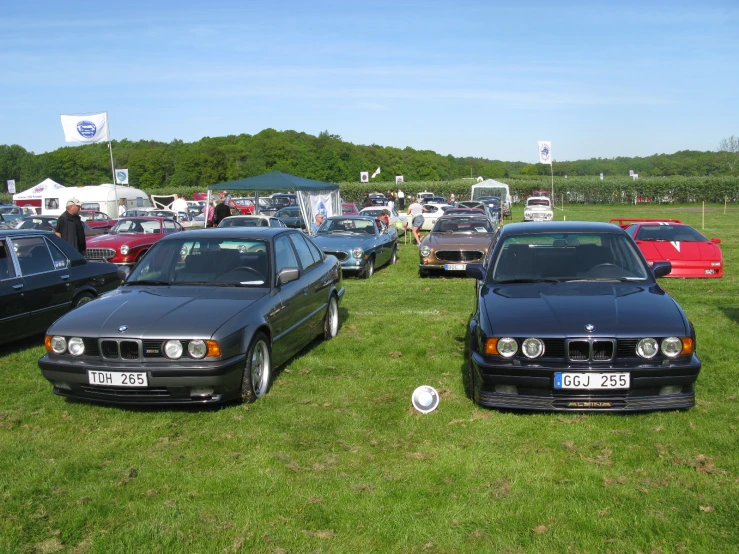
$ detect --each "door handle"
[12,284,23,290]
[61,274,70,280]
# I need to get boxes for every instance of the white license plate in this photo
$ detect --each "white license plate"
[444,264,467,271]
[88,370,148,387]
[554,372,630,390]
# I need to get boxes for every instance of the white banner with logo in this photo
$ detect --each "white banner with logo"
[360,171,369,182]
[115,168,129,185]
[395,175,404,184]
[538,141,552,164]
[60,112,110,143]
[6,180,15,194]
[310,193,334,218]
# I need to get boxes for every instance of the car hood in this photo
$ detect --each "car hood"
[481,281,688,337]
[48,286,269,339]
[636,240,721,262]
[87,233,156,247]
[425,233,494,249]
[312,234,378,250]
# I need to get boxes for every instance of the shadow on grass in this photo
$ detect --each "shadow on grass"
[0,333,46,355]
[719,307,739,325]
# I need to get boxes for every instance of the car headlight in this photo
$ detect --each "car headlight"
[68,337,85,356]
[120,245,130,255]
[188,339,207,359]
[661,337,682,358]
[521,338,544,358]
[497,337,518,358]
[50,336,67,354]
[420,245,431,257]
[352,247,363,259]
[164,340,183,359]
[636,338,658,359]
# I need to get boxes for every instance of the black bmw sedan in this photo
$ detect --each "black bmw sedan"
[38,228,344,405]
[465,221,701,412]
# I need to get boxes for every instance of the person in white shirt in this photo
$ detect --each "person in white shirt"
[117,198,126,217]
[171,194,188,213]
[397,189,405,210]
[406,198,424,245]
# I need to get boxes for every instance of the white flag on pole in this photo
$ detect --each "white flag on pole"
[60,112,110,143]
[360,171,369,182]
[115,169,129,185]
[371,167,381,178]
[537,141,552,165]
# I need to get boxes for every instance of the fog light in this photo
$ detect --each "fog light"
[54,381,72,390]
[495,385,518,394]
[659,385,683,396]
[190,387,214,397]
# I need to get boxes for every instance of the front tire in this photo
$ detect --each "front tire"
[361,256,375,279]
[389,246,398,265]
[240,332,272,403]
[72,292,95,309]
[323,295,340,340]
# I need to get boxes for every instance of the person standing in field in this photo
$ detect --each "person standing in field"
[406,197,424,245]
[54,197,86,254]
[171,193,188,213]
[397,189,405,210]
[213,196,232,227]
[118,198,127,217]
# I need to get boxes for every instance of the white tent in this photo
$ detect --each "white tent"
[13,178,67,207]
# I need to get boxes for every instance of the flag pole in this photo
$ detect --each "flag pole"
[106,112,118,207]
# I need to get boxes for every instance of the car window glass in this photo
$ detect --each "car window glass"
[270,219,282,227]
[45,238,69,269]
[288,234,318,272]
[163,220,176,233]
[14,236,55,274]
[0,240,17,279]
[303,236,324,264]
[275,235,299,273]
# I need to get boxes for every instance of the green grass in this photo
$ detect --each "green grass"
[1,204,738,553]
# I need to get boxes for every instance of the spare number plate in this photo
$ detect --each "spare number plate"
[88,370,148,387]
[554,372,630,390]
[444,264,467,271]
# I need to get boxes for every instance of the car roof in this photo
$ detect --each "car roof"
[224,215,273,219]
[500,221,627,236]
[326,215,376,221]
[0,229,54,237]
[160,227,299,241]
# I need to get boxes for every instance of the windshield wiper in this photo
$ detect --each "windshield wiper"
[125,280,171,286]
[493,278,560,284]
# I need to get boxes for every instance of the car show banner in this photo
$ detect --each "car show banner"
[115,169,129,185]
[6,180,15,194]
[395,175,404,184]
[537,141,552,164]
[360,171,369,182]
[60,112,110,143]
[309,192,334,218]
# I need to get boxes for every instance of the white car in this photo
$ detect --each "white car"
[523,197,554,222]
[124,208,205,229]
[416,191,435,204]
[217,215,287,228]
[419,203,452,231]
[359,207,407,235]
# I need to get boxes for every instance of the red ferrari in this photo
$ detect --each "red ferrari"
[610,218,723,278]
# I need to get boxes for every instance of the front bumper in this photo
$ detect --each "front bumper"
[469,351,701,412]
[38,354,246,405]
[661,261,723,278]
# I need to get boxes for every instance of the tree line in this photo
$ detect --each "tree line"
[1,129,738,194]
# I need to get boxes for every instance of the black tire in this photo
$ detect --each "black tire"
[361,256,375,279]
[389,246,398,265]
[72,292,95,309]
[463,326,476,402]
[419,267,429,278]
[240,332,272,403]
[323,295,340,340]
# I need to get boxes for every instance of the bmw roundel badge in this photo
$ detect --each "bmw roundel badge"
[585,324,595,332]
[118,325,128,333]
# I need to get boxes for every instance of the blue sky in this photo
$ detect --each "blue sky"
[1,0,737,162]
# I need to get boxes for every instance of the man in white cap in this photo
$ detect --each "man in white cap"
[54,197,86,254]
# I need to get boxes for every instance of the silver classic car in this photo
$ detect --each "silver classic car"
[38,228,344,405]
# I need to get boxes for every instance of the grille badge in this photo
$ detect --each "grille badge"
[118,325,128,333]
[585,324,595,332]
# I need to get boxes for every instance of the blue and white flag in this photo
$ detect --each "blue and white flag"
[115,169,129,185]
[538,141,552,165]
[60,112,110,143]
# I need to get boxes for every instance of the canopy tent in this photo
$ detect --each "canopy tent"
[13,178,67,208]
[207,172,341,232]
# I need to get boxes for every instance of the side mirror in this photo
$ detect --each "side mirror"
[710,238,721,244]
[652,261,672,278]
[277,267,300,286]
[117,266,131,281]
[466,263,485,280]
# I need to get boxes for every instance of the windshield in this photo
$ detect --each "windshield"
[473,186,509,202]
[127,238,270,286]
[432,218,493,234]
[15,217,57,230]
[219,218,270,228]
[634,225,708,243]
[319,218,376,234]
[526,198,551,207]
[361,209,384,217]
[491,233,649,282]
[0,207,20,215]
[112,219,163,234]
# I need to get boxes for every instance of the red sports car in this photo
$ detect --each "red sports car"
[85,217,182,268]
[610,218,723,278]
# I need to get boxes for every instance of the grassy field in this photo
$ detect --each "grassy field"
[1,204,737,553]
